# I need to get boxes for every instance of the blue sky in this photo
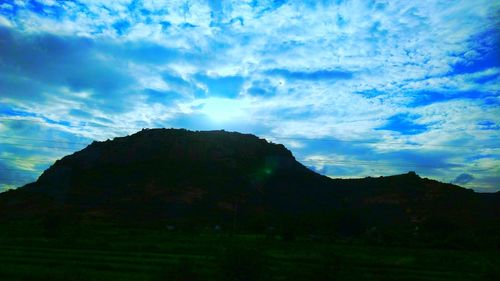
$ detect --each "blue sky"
[0,0,499,192]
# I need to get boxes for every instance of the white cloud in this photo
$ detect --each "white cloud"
[0,15,12,27]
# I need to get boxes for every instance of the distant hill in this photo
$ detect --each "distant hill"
[1,128,498,243]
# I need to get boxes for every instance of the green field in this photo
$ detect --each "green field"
[0,223,498,281]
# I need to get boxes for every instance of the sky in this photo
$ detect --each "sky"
[0,0,499,192]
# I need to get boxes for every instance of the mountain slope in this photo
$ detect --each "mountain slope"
[0,129,498,238]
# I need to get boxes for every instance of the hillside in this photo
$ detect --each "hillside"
[0,128,498,241]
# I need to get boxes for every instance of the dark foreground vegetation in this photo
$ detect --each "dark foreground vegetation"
[1,220,499,281]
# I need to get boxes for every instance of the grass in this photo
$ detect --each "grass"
[0,222,498,281]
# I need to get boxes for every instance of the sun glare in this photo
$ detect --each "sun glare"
[200,98,248,123]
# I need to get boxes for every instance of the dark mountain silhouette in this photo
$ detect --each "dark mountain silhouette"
[1,128,498,241]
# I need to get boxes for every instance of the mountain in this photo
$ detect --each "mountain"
[1,128,498,242]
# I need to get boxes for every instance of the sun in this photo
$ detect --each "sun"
[199,98,248,123]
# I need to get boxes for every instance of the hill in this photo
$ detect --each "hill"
[0,128,498,243]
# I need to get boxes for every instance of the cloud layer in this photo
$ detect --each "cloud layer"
[0,0,499,192]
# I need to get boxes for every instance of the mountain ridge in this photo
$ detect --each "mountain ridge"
[0,128,498,241]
